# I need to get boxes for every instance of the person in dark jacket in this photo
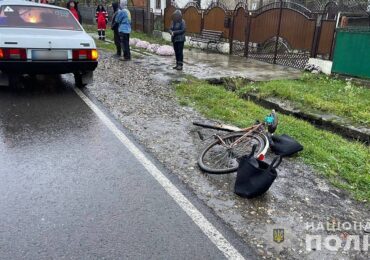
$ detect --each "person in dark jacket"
[169,10,186,70]
[66,1,82,24]
[111,2,121,57]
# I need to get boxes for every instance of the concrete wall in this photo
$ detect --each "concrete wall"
[132,0,146,7]
[169,0,370,14]
[175,0,192,8]
[308,58,333,75]
[154,0,265,12]
[174,0,240,10]
[162,31,230,54]
[79,5,96,24]
[150,0,166,13]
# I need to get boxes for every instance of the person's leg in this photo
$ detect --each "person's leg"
[123,33,131,60]
[114,30,121,56]
[98,29,102,40]
[126,33,131,60]
[176,41,184,70]
[173,42,179,69]
[102,30,106,41]
[119,32,125,58]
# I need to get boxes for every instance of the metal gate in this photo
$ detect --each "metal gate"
[229,1,338,69]
[230,2,249,56]
[246,1,316,69]
[164,1,338,69]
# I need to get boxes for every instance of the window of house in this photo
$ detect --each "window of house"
[156,0,161,9]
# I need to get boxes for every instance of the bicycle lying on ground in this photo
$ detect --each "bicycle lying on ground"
[193,110,278,174]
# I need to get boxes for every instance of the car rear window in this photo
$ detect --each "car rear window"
[0,5,82,31]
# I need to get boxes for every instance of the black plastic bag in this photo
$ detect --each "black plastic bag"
[270,134,303,157]
[235,146,282,199]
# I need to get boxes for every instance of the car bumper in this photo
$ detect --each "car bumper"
[0,61,98,74]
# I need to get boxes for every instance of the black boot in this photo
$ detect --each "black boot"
[172,62,179,69]
[176,62,183,71]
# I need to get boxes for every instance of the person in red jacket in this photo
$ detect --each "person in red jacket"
[96,4,108,41]
[66,1,82,24]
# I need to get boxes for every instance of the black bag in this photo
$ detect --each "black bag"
[234,146,282,198]
[270,134,303,157]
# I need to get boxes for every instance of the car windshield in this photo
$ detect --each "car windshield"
[0,5,82,31]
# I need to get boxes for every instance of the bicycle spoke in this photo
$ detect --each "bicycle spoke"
[227,153,237,168]
[199,132,266,173]
[209,147,228,161]
[224,137,236,145]
[213,151,229,168]
[233,145,253,157]
[232,144,252,157]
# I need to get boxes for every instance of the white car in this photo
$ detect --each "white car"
[0,0,98,87]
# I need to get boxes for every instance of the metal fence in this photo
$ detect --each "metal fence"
[332,27,370,78]
[80,1,368,70]
[163,0,366,69]
[79,4,162,33]
[241,1,337,68]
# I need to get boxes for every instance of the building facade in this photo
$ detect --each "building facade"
[175,0,241,10]
[151,0,167,13]
[143,0,280,12]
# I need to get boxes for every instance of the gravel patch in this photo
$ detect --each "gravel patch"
[86,51,369,259]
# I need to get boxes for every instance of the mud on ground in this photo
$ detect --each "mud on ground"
[86,51,369,260]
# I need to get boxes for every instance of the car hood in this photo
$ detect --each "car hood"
[0,28,96,49]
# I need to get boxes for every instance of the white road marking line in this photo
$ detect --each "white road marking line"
[74,88,245,260]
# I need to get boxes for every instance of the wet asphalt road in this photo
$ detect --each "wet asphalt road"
[0,76,255,259]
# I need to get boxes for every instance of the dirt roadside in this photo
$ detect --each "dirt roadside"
[86,51,369,259]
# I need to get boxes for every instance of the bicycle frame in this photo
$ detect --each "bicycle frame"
[213,122,270,161]
[194,109,277,164]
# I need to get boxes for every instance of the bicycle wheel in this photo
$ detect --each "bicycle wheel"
[198,132,267,174]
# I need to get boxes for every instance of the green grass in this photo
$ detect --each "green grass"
[237,74,370,127]
[94,39,141,59]
[84,25,142,57]
[131,31,170,45]
[84,25,115,52]
[94,39,116,52]
[176,79,370,203]
[84,24,114,40]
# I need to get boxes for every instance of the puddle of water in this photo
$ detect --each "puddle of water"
[135,48,301,83]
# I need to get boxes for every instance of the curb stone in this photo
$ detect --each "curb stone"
[242,93,369,144]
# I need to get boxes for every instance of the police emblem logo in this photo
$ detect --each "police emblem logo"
[273,229,284,243]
